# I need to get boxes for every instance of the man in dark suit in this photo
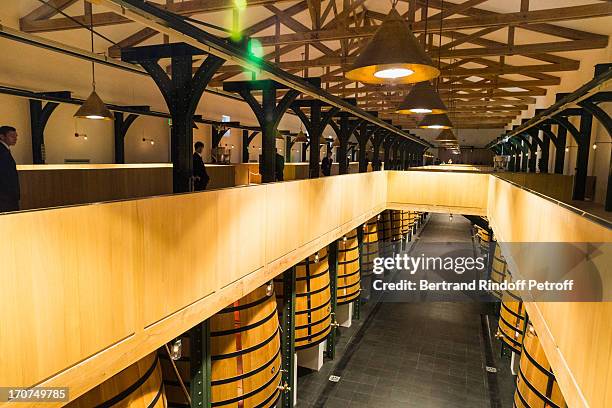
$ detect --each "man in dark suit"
[193,141,209,191]
[275,151,285,181]
[0,126,19,212]
[321,152,333,176]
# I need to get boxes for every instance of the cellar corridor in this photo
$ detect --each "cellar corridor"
[297,214,516,408]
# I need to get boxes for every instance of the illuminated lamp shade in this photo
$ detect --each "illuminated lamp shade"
[345,8,439,85]
[396,82,447,114]
[418,113,453,129]
[294,130,308,143]
[435,129,457,143]
[74,91,113,120]
[319,136,330,145]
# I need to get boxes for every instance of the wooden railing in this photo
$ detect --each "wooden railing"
[0,170,609,408]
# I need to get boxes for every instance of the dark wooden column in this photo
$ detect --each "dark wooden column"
[355,121,371,173]
[224,80,302,183]
[578,81,612,210]
[123,43,224,192]
[371,129,387,171]
[383,134,395,169]
[330,111,362,175]
[291,95,339,178]
[113,112,139,164]
[242,130,259,163]
[552,108,592,200]
[29,93,67,164]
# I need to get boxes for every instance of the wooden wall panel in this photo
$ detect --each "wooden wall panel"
[215,186,267,288]
[17,165,173,209]
[487,176,612,408]
[386,170,489,215]
[495,172,574,203]
[0,170,609,408]
[0,203,138,389]
[0,172,387,407]
[139,192,220,326]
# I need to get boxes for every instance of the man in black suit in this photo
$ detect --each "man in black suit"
[321,152,333,176]
[275,151,285,181]
[0,126,19,212]
[193,141,209,191]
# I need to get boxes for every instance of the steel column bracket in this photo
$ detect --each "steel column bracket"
[29,97,62,164]
[280,267,296,408]
[242,130,259,163]
[354,225,364,320]
[190,320,211,408]
[291,97,339,179]
[326,240,339,360]
[224,80,304,183]
[122,43,225,193]
[578,97,612,138]
[330,112,363,175]
[355,121,371,173]
[370,128,388,171]
[113,112,139,164]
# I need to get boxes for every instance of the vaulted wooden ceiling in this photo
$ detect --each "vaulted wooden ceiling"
[18,0,612,132]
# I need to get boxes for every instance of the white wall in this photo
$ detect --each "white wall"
[0,2,302,166]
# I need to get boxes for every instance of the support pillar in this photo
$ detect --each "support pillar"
[291,94,339,178]
[579,92,612,210]
[113,112,138,164]
[123,43,224,192]
[280,267,296,408]
[355,121,370,173]
[383,135,395,169]
[371,129,387,170]
[285,134,296,163]
[325,240,339,360]
[330,108,361,175]
[553,110,592,200]
[224,80,302,183]
[29,96,63,164]
[190,320,211,408]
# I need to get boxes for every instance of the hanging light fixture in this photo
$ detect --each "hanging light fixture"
[435,129,457,143]
[418,113,453,129]
[344,7,439,84]
[74,11,113,120]
[332,138,341,147]
[294,130,308,143]
[396,81,447,114]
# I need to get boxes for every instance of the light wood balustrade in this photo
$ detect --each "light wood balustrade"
[0,170,609,408]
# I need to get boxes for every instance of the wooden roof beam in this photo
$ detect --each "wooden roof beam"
[262,3,611,47]
[21,0,299,32]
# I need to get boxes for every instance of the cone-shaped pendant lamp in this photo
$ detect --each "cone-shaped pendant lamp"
[435,129,457,142]
[418,113,453,129]
[74,91,113,120]
[345,8,439,85]
[396,82,447,114]
[74,14,113,121]
[294,130,308,143]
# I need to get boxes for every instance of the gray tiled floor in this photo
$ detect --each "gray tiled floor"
[294,213,516,408]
